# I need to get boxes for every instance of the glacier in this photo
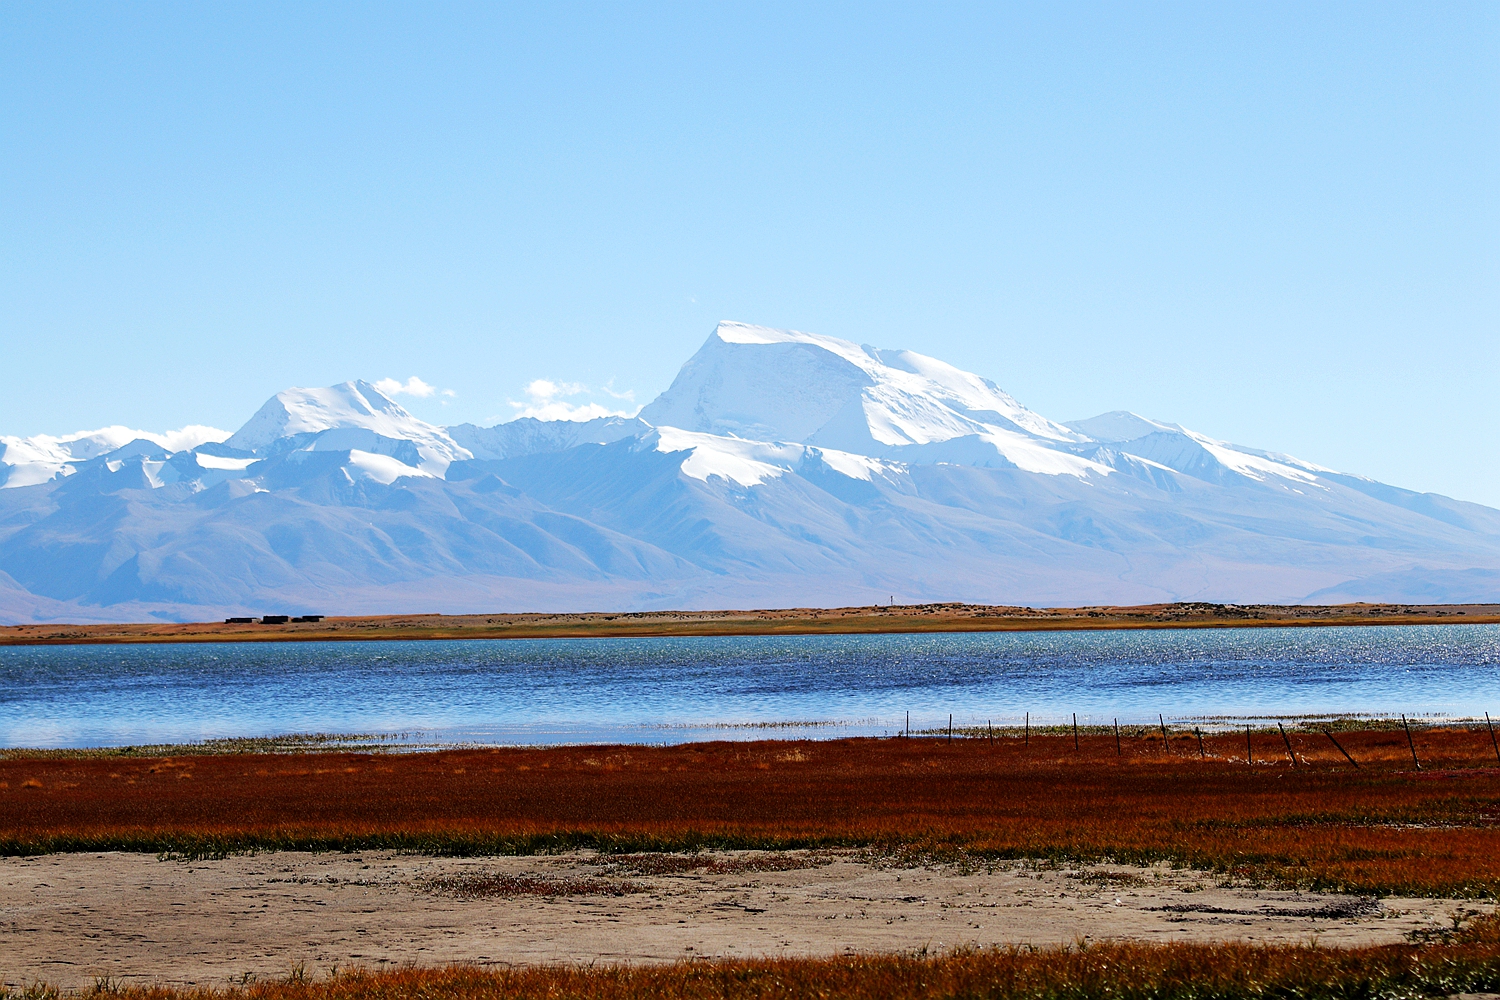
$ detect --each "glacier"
[1,321,1497,623]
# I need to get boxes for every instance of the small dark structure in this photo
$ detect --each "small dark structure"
[224,617,255,624]
[260,615,291,625]
[292,615,325,623]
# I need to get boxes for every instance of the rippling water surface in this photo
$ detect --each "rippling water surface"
[2,625,1498,747]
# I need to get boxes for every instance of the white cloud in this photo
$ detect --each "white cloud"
[373,376,438,398]
[523,379,585,401]
[157,424,234,452]
[600,378,636,402]
[507,378,638,423]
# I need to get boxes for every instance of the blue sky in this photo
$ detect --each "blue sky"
[2,3,1496,504]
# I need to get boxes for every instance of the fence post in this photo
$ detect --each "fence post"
[1323,728,1359,768]
[1401,715,1421,770]
[1277,722,1298,766]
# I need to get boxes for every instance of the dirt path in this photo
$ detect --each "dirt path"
[1,850,1485,989]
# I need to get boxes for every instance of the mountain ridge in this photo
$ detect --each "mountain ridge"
[1,321,1496,622]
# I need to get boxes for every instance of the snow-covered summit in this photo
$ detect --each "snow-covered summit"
[1067,411,1179,443]
[1067,410,1330,487]
[450,414,648,461]
[0,425,229,489]
[638,321,1101,477]
[1,325,1352,495]
[627,323,1362,489]
[225,380,471,477]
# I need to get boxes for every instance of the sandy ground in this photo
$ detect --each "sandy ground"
[2,850,1489,989]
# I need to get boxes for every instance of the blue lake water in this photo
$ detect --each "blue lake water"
[2,625,1499,748]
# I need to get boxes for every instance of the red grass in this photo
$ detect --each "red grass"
[22,915,1500,1000]
[5,728,1500,895]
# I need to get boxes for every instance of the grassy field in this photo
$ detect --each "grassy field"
[11,916,1500,1000]
[6,726,1500,897]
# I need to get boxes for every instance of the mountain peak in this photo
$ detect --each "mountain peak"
[226,381,405,451]
[1067,411,1181,443]
[711,320,878,370]
[225,380,470,476]
[0,425,229,489]
[640,321,1089,474]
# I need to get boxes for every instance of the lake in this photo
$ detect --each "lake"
[2,624,1498,748]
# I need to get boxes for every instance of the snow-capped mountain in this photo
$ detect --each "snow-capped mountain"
[639,322,1101,476]
[224,380,472,480]
[1,321,1497,623]
[0,425,230,489]
[449,414,648,462]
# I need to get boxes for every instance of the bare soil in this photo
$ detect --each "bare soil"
[2,850,1485,990]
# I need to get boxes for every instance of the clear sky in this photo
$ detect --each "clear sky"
[3,3,1496,504]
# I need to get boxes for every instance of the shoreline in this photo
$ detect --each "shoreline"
[3,600,1498,646]
[0,715,1482,760]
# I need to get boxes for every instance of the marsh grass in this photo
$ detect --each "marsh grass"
[0,984,60,1000]
[9,730,1500,895]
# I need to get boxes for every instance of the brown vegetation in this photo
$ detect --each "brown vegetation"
[419,872,641,899]
[6,728,1500,896]
[3,601,1496,645]
[14,915,1500,1000]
